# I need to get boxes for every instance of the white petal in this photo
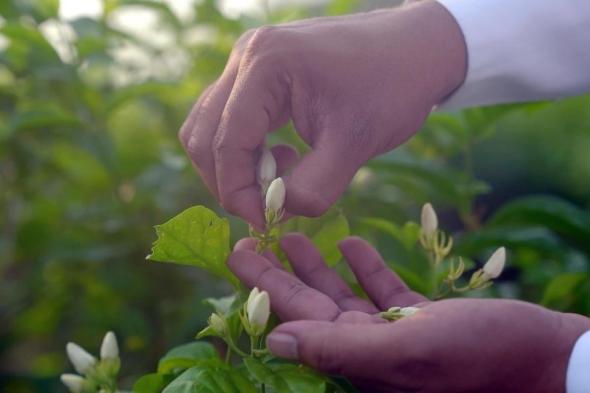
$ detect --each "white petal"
[247,291,270,335]
[483,247,506,279]
[66,342,96,374]
[247,287,260,308]
[100,331,119,360]
[265,178,286,213]
[421,203,438,236]
[61,374,84,393]
[257,148,277,187]
[400,307,420,317]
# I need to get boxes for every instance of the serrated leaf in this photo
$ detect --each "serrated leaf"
[157,342,219,375]
[244,358,327,393]
[163,364,257,393]
[147,206,235,284]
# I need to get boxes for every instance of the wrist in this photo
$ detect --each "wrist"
[389,0,467,106]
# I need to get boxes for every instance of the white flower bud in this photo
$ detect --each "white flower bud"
[483,247,506,279]
[247,287,260,307]
[421,203,438,236]
[400,307,420,317]
[257,148,277,189]
[209,313,227,335]
[66,342,96,374]
[61,374,84,393]
[246,287,270,336]
[100,331,119,360]
[265,178,285,213]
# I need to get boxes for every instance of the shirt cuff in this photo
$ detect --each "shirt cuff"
[435,0,590,110]
[566,330,590,393]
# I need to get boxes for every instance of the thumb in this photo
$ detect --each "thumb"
[266,320,385,376]
[284,138,363,217]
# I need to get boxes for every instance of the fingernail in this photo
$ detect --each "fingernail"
[267,332,298,359]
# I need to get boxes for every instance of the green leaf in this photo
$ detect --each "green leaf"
[244,358,327,393]
[361,218,420,251]
[456,226,566,258]
[163,364,257,393]
[541,273,588,310]
[158,342,219,375]
[388,264,429,295]
[328,377,361,393]
[133,373,174,393]
[279,208,349,266]
[326,0,358,15]
[203,294,238,315]
[200,294,244,344]
[148,206,235,284]
[369,158,490,214]
[488,196,590,254]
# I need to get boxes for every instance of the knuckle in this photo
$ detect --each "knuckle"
[185,136,209,167]
[283,281,308,306]
[242,26,290,67]
[232,28,257,56]
[250,25,280,48]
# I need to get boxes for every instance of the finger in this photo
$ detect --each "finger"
[179,29,256,207]
[179,83,215,147]
[233,237,258,251]
[180,69,238,198]
[233,238,284,269]
[227,250,340,321]
[283,135,363,217]
[215,44,290,228]
[270,144,299,176]
[262,249,285,270]
[281,234,378,313]
[335,311,386,324]
[266,320,390,377]
[339,237,427,309]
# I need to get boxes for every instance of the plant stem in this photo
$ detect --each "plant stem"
[225,345,232,364]
[226,338,248,358]
[256,335,266,393]
[250,335,256,355]
[429,251,438,299]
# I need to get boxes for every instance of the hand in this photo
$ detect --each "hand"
[179,1,467,228]
[228,234,590,393]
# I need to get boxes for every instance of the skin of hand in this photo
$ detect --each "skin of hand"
[228,234,590,393]
[179,0,467,228]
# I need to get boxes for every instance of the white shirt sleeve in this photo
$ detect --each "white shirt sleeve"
[435,0,590,110]
[567,330,590,393]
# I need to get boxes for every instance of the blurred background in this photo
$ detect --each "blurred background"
[1,0,590,391]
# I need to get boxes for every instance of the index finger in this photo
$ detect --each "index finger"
[227,249,340,322]
[214,32,290,227]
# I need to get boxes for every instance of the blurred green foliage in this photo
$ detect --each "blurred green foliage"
[1,0,590,391]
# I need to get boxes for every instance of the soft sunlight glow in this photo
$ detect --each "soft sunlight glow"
[59,0,103,20]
